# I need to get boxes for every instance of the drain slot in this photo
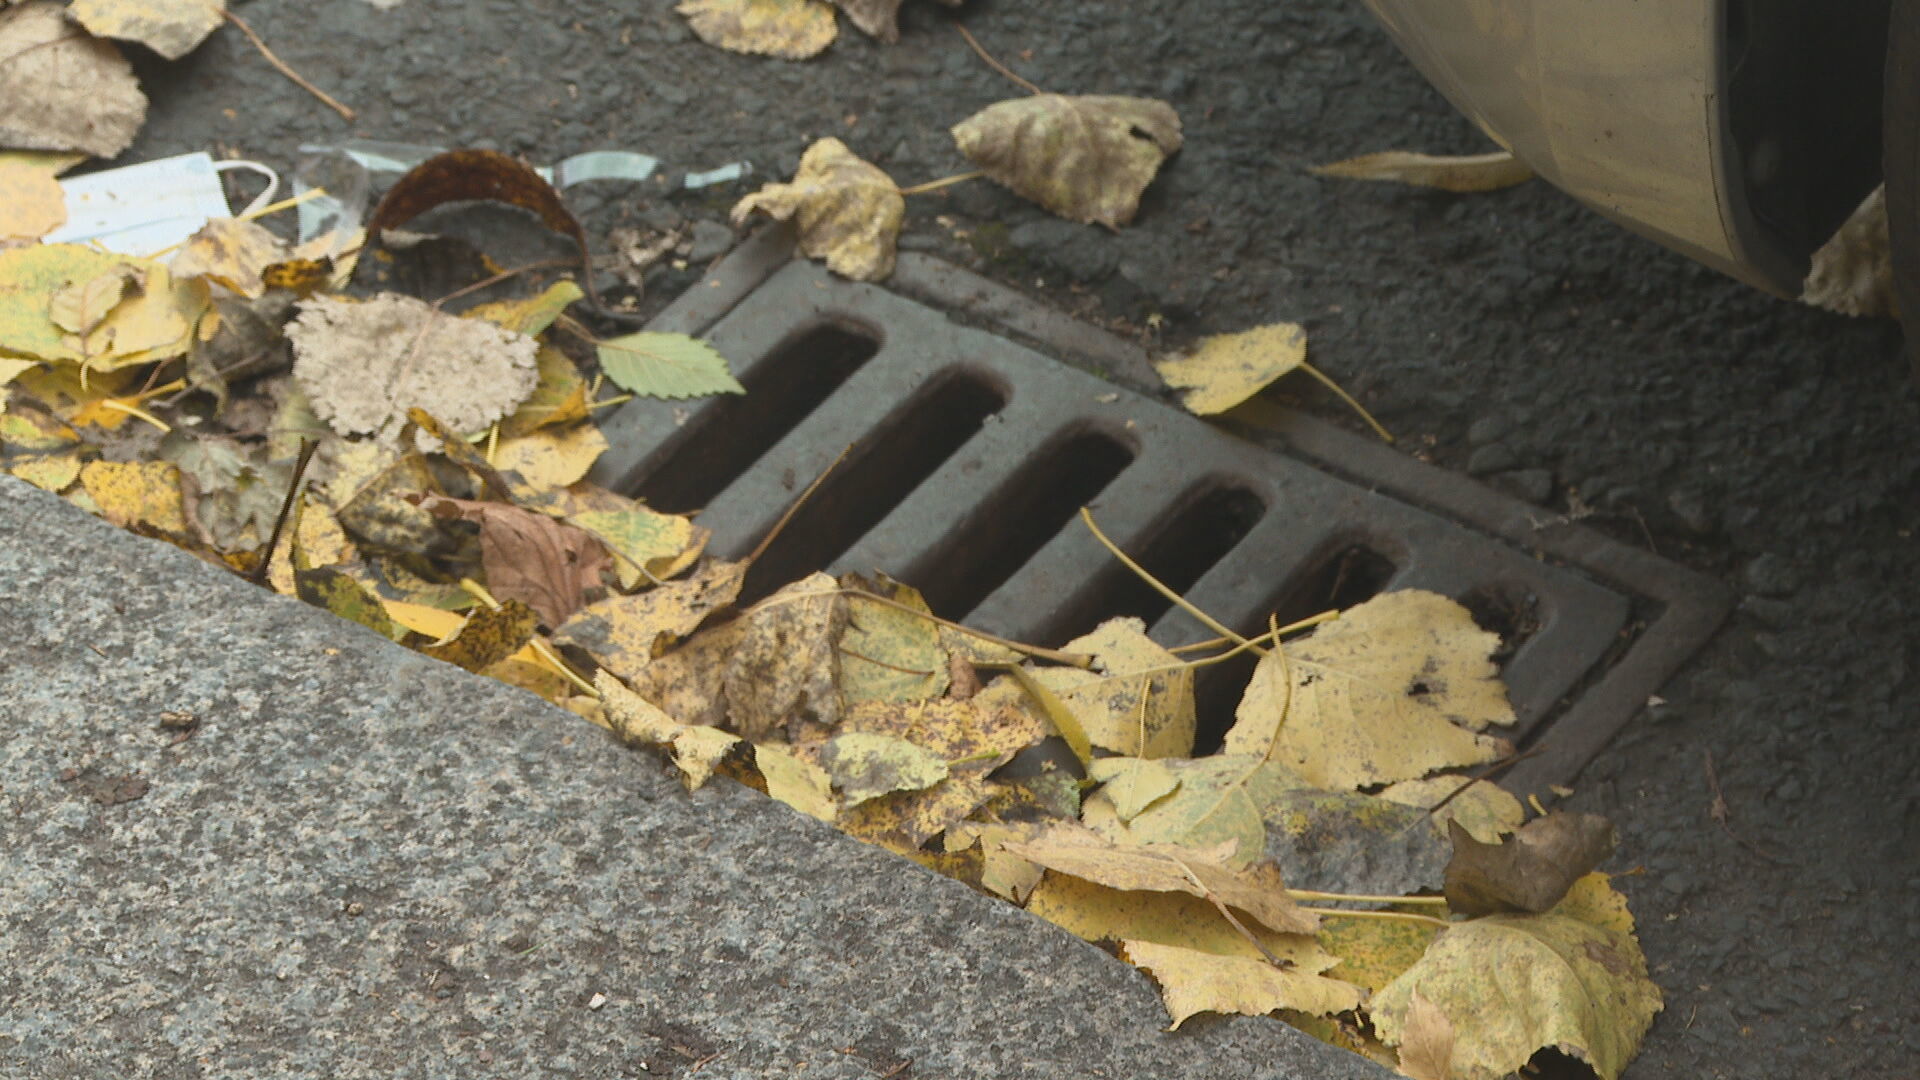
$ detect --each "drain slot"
[739,370,1007,605]
[1042,484,1267,644]
[630,323,880,513]
[1188,543,1399,754]
[908,428,1135,620]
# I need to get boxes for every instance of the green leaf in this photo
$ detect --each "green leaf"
[595,332,744,399]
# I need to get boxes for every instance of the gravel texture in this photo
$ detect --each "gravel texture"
[0,477,1390,1079]
[35,0,1920,1076]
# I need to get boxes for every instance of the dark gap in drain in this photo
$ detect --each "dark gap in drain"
[910,428,1135,620]
[737,370,1007,606]
[1041,484,1267,645]
[628,322,880,514]
[1189,544,1399,755]
[1457,583,1542,664]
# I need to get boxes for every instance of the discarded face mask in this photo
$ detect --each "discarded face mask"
[42,152,280,256]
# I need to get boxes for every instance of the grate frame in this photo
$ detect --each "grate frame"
[591,228,1731,793]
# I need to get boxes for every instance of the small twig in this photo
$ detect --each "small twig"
[1080,507,1258,652]
[955,23,1045,95]
[1287,890,1450,907]
[1704,749,1788,863]
[1422,745,1547,819]
[897,171,983,197]
[746,445,852,565]
[250,437,317,586]
[432,257,579,311]
[1172,857,1290,969]
[222,11,355,122]
[836,644,933,677]
[97,399,171,433]
[1298,906,1452,929]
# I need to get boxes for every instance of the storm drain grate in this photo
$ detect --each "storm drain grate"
[591,229,1730,792]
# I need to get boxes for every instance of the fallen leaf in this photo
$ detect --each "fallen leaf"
[1121,940,1367,1029]
[160,431,291,553]
[417,494,611,628]
[1377,776,1525,844]
[1371,914,1660,1080]
[421,599,538,672]
[463,280,583,337]
[677,0,838,59]
[1103,754,1304,865]
[834,771,1002,852]
[565,502,698,589]
[1223,590,1515,790]
[819,731,949,806]
[0,154,69,244]
[1088,757,1180,822]
[1396,988,1457,1080]
[1803,184,1893,317]
[1550,872,1636,937]
[1003,824,1317,935]
[1314,911,1440,994]
[171,218,290,299]
[1029,617,1195,758]
[828,0,899,40]
[1155,323,1308,415]
[732,137,904,281]
[286,293,539,445]
[79,460,185,533]
[840,696,1045,769]
[943,821,1050,901]
[68,0,225,60]
[500,345,591,436]
[598,669,743,790]
[266,494,357,596]
[366,150,591,277]
[326,442,447,555]
[723,572,846,739]
[0,245,205,369]
[596,331,745,399]
[753,742,837,822]
[495,423,608,498]
[624,610,745,729]
[295,566,407,642]
[554,558,747,681]
[1443,812,1616,917]
[837,576,949,704]
[1312,150,1534,193]
[1024,870,1339,968]
[0,1,147,158]
[952,95,1183,227]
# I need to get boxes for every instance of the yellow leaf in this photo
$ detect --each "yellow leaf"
[598,670,742,790]
[944,821,1049,902]
[1026,872,1337,967]
[1223,590,1514,790]
[722,571,844,740]
[1315,912,1440,994]
[0,245,203,369]
[0,155,69,244]
[1031,617,1195,758]
[1312,150,1534,193]
[952,95,1183,227]
[1371,915,1661,1080]
[382,599,467,640]
[462,280,583,337]
[421,599,537,673]
[500,345,591,436]
[1121,940,1367,1029]
[677,0,837,59]
[837,577,949,704]
[495,422,608,497]
[1549,871,1637,938]
[833,771,1000,853]
[565,501,697,589]
[818,731,949,806]
[78,460,185,532]
[1002,824,1317,935]
[1377,775,1525,843]
[732,137,903,281]
[1155,323,1308,416]
[68,0,226,61]
[1099,754,1303,865]
[479,656,575,705]
[171,217,290,299]
[10,451,82,491]
[295,566,406,642]
[1088,757,1180,822]
[754,742,837,822]
[553,558,746,681]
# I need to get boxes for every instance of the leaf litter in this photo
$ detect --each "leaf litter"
[0,21,1668,1080]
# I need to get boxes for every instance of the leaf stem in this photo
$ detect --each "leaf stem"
[954,23,1044,96]
[1288,890,1451,907]
[897,172,983,197]
[1080,507,1258,653]
[1298,360,1393,444]
[1297,907,1452,929]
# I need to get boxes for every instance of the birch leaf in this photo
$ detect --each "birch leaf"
[596,332,744,399]
[732,137,904,281]
[952,95,1182,227]
[1155,323,1308,415]
[0,2,147,158]
[677,0,837,59]
[1121,940,1367,1029]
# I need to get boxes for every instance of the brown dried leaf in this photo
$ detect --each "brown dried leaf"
[421,599,537,673]
[828,0,899,41]
[0,2,147,157]
[677,0,837,59]
[732,137,903,281]
[1443,811,1617,917]
[722,571,846,740]
[417,494,610,629]
[367,149,589,259]
[553,559,748,682]
[951,95,1183,227]
[68,0,225,60]
[1396,988,1457,1080]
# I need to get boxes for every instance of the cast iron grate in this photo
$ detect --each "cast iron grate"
[591,230,1730,792]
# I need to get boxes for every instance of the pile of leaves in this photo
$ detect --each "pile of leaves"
[2,9,1666,1079]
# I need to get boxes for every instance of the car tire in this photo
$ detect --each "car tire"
[1888,0,1920,379]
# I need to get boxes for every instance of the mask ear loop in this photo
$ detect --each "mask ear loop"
[212,159,282,219]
